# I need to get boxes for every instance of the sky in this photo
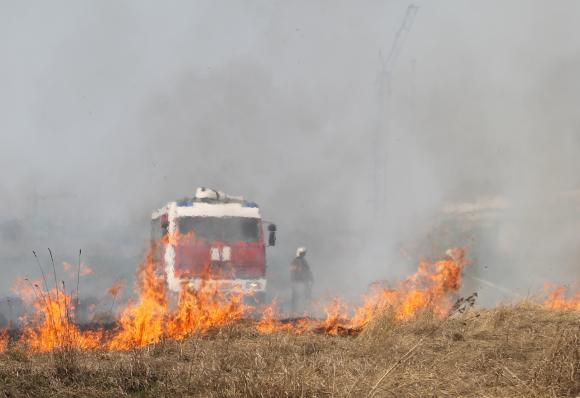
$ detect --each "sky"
[0,1,579,310]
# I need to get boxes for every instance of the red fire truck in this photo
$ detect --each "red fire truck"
[151,188,276,301]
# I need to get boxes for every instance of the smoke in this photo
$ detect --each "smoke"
[0,1,579,308]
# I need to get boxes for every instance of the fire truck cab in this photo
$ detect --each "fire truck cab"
[151,188,275,300]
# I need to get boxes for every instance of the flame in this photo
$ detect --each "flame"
[9,243,580,353]
[108,247,167,350]
[7,239,247,352]
[322,298,349,335]
[543,284,580,310]
[8,246,470,350]
[256,300,292,334]
[10,246,539,351]
[349,248,468,327]
[0,330,8,352]
[107,279,125,298]
[108,245,248,350]
[166,282,246,340]
[14,283,102,352]
[255,249,469,335]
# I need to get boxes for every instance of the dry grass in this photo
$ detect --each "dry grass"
[0,303,578,397]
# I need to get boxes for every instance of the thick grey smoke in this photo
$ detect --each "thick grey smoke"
[0,1,579,312]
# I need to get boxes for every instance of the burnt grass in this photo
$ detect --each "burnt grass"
[0,303,578,397]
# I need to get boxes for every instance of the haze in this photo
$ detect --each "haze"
[1,1,579,309]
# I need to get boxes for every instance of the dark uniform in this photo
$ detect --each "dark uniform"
[290,250,312,314]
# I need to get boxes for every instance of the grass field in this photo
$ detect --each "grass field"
[0,302,577,397]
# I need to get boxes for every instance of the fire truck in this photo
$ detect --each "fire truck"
[151,188,276,301]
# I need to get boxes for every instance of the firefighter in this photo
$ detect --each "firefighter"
[290,247,313,314]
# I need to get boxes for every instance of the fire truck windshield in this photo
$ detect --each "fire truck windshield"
[177,217,260,243]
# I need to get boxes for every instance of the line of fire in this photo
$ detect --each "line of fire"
[0,187,577,353]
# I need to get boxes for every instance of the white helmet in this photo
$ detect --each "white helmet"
[296,247,307,257]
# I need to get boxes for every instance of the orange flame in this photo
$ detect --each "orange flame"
[8,246,476,350]
[349,248,468,327]
[108,247,167,350]
[15,284,101,352]
[0,330,8,352]
[107,279,125,298]
[322,298,349,335]
[166,282,246,340]
[543,284,580,310]
[10,244,580,353]
[108,244,248,350]
[256,300,292,334]
[256,249,469,335]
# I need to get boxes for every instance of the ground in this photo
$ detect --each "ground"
[0,303,578,397]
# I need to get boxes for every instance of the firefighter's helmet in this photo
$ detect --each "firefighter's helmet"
[296,247,307,257]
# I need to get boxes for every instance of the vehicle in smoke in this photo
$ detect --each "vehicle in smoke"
[151,187,276,303]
